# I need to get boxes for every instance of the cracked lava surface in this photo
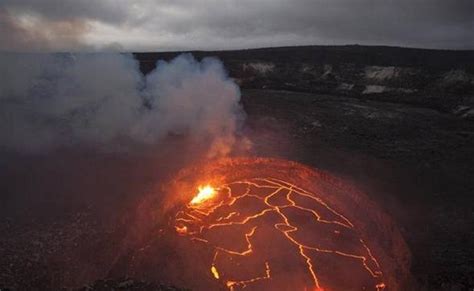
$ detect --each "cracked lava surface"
[164,158,409,290]
[175,178,385,290]
[127,158,410,291]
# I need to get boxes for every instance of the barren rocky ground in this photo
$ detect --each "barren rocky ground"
[1,46,473,290]
[242,89,474,290]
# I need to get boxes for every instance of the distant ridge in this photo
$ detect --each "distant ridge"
[134,45,474,75]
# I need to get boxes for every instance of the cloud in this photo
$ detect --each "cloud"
[0,0,130,52]
[0,7,90,52]
[0,0,472,51]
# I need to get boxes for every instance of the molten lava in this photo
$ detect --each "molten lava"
[175,178,385,290]
[190,185,217,205]
[158,158,410,290]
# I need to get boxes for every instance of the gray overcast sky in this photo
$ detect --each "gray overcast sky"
[0,0,473,52]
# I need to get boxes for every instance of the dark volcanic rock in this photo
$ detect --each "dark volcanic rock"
[241,89,474,290]
[1,46,473,290]
[78,278,187,291]
[134,45,474,112]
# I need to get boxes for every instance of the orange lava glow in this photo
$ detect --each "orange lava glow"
[174,177,386,290]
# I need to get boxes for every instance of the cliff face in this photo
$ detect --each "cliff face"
[233,62,473,95]
[134,45,474,114]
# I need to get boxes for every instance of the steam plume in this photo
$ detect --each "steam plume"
[0,53,244,157]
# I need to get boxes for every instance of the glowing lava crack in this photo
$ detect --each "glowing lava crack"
[175,178,386,290]
[130,158,413,290]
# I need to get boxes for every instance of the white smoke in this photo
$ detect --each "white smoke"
[0,53,244,156]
